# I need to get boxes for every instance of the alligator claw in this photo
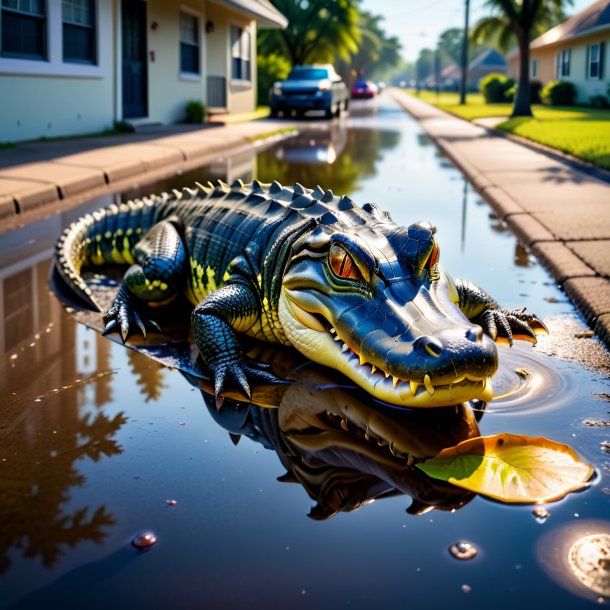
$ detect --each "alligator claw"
[102,293,159,343]
[210,358,288,409]
[477,307,547,347]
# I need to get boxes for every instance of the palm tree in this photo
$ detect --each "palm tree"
[472,0,571,117]
[258,0,361,66]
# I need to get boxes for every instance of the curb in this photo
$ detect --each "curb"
[0,123,299,223]
[390,89,610,350]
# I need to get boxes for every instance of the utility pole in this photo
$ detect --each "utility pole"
[459,0,470,104]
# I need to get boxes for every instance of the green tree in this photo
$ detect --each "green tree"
[259,0,361,66]
[471,0,572,116]
[416,48,436,84]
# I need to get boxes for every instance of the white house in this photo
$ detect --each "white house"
[0,0,287,142]
[507,0,610,104]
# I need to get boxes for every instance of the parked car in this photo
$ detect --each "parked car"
[270,64,349,119]
[351,79,378,99]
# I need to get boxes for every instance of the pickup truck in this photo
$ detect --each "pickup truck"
[270,65,349,119]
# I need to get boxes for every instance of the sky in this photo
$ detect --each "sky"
[359,0,593,63]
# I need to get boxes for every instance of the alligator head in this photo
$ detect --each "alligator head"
[278,217,498,408]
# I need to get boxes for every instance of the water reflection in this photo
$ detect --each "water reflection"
[0,234,125,572]
[256,125,400,194]
[198,360,479,518]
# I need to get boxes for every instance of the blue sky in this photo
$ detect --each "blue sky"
[359,0,592,62]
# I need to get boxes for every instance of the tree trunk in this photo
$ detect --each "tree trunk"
[512,31,533,117]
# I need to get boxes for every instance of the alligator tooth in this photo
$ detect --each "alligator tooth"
[406,454,414,467]
[392,375,400,389]
[341,343,349,353]
[329,327,336,335]
[359,354,366,366]
[371,365,377,374]
[410,379,419,396]
[334,335,341,342]
[340,418,348,431]
[364,431,370,441]
[424,374,435,396]
[384,371,390,379]
[378,440,385,447]
[389,443,398,457]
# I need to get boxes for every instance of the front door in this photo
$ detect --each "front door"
[122,0,148,118]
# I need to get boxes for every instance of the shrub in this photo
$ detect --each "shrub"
[479,73,515,103]
[185,99,206,123]
[257,52,291,106]
[541,80,576,106]
[589,94,609,108]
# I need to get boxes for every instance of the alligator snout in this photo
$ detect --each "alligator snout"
[385,325,498,385]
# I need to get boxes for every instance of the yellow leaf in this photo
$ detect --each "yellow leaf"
[416,433,594,504]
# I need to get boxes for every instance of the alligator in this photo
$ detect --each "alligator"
[54,180,546,408]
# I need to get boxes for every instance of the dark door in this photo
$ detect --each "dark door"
[122,0,147,118]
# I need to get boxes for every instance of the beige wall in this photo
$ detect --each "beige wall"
[0,0,115,142]
[146,0,207,124]
[531,32,610,103]
[205,2,256,113]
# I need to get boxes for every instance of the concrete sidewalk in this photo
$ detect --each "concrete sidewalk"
[390,89,610,348]
[0,119,297,218]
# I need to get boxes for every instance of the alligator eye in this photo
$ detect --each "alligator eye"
[329,244,363,281]
[427,243,440,269]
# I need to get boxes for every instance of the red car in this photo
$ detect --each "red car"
[351,79,378,99]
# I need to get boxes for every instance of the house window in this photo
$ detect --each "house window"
[531,58,538,78]
[180,11,199,74]
[557,49,571,77]
[231,26,250,81]
[587,43,604,79]
[63,0,95,64]
[1,0,46,60]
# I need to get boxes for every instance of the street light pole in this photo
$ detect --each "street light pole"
[459,0,470,104]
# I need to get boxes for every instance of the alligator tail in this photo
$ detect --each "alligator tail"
[53,191,184,312]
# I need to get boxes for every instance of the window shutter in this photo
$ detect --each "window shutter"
[600,42,606,79]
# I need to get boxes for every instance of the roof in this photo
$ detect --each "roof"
[530,0,610,49]
[468,48,507,70]
[209,0,288,28]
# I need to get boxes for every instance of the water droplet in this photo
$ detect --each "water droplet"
[462,584,472,593]
[449,541,478,560]
[166,499,177,506]
[132,530,158,549]
[10,354,17,360]
[179,421,187,426]
[533,507,550,523]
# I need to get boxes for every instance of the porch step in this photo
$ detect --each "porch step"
[122,119,164,133]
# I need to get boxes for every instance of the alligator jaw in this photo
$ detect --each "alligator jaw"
[278,290,493,408]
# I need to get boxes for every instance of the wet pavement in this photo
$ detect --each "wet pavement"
[391,90,610,349]
[0,97,609,609]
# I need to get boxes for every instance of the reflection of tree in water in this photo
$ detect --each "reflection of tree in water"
[127,349,167,402]
[255,128,401,195]
[0,312,125,573]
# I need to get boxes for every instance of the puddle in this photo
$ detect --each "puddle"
[1,97,609,609]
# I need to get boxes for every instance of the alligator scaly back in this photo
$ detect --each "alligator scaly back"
[53,190,185,311]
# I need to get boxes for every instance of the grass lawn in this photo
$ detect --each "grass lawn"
[404,89,610,170]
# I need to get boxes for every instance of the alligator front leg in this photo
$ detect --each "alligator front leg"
[192,281,282,407]
[103,221,186,341]
[456,279,548,346]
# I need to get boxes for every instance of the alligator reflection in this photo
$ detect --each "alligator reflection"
[197,353,480,518]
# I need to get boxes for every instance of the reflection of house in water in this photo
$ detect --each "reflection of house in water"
[0,201,122,574]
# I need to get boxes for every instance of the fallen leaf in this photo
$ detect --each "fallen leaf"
[416,433,594,503]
